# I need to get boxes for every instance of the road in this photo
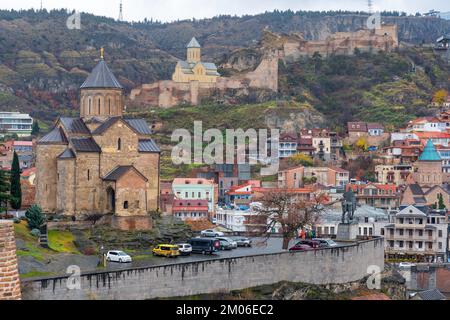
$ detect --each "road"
[103,237,334,272]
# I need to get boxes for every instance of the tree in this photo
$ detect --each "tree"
[433,89,448,106]
[31,121,40,136]
[25,205,45,230]
[254,189,329,250]
[0,170,10,217]
[355,137,369,152]
[10,151,21,210]
[438,193,446,210]
[288,153,314,167]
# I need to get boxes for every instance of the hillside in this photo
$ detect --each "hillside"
[0,9,449,128]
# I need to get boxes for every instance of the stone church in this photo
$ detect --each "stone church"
[35,52,160,228]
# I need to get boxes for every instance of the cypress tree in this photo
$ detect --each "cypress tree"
[0,170,10,216]
[31,121,40,136]
[10,151,21,210]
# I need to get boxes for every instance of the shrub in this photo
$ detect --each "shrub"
[25,205,45,230]
[30,229,41,237]
[13,218,20,224]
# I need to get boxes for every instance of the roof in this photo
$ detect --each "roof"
[13,141,33,147]
[348,122,368,132]
[187,37,201,48]
[57,148,76,160]
[92,117,153,136]
[103,165,148,182]
[415,289,446,300]
[38,127,68,145]
[328,166,349,174]
[396,205,427,218]
[21,167,36,177]
[70,138,101,153]
[409,184,424,196]
[419,140,441,161]
[138,139,160,153]
[173,178,214,186]
[124,119,153,135]
[80,59,123,89]
[367,123,384,130]
[59,118,90,134]
[415,132,450,139]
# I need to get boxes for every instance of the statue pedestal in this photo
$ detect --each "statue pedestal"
[337,223,359,241]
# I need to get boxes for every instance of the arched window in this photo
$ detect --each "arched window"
[87,170,90,181]
[123,201,129,209]
[98,98,101,114]
[108,98,111,114]
[88,98,92,114]
[118,138,122,151]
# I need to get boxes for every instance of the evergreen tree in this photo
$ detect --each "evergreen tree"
[0,170,10,216]
[25,205,45,230]
[438,193,446,210]
[10,151,21,210]
[31,121,40,136]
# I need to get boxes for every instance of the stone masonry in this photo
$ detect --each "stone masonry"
[0,221,21,300]
[21,238,384,300]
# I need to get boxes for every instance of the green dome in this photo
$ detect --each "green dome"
[419,140,441,161]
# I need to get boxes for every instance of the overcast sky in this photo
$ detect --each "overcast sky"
[0,0,449,22]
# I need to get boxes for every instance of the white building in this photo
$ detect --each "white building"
[0,112,33,137]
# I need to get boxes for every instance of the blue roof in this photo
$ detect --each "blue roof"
[187,37,201,48]
[80,59,123,89]
[419,140,441,161]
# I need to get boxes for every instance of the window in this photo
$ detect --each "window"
[123,201,129,209]
[439,230,443,238]
[87,170,90,181]
[118,138,122,151]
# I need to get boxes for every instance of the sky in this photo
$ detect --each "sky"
[0,0,449,23]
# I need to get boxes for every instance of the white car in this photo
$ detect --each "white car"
[216,237,238,249]
[177,243,193,256]
[399,262,416,269]
[201,229,225,237]
[106,251,132,263]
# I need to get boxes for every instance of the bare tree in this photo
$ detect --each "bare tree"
[254,189,329,250]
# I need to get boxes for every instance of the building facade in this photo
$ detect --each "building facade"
[0,112,33,137]
[172,37,220,83]
[172,178,217,213]
[35,54,160,225]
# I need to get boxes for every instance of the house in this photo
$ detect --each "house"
[297,138,315,157]
[225,183,255,209]
[384,205,448,262]
[215,207,268,234]
[172,199,210,221]
[172,178,217,213]
[367,123,385,136]
[375,164,413,186]
[347,183,400,210]
[303,167,350,188]
[347,121,387,145]
[406,117,446,133]
[401,184,450,208]
[0,112,33,137]
[278,166,305,189]
[278,133,298,158]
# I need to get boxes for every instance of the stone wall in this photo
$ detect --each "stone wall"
[129,55,279,108]
[0,221,21,300]
[21,238,384,300]
[409,264,450,293]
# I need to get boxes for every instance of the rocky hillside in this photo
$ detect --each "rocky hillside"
[0,9,450,126]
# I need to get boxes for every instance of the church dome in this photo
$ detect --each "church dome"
[80,58,123,89]
[419,140,441,161]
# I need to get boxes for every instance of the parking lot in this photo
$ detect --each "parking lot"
[104,237,296,271]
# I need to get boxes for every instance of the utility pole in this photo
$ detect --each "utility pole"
[118,0,123,21]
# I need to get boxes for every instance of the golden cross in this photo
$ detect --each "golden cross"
[100,47,104,59]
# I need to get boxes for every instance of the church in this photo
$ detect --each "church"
[172,37,220,83]
[35,50,160,229]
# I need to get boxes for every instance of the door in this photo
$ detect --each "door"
[107,187,116,213]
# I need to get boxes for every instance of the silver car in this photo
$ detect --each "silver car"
[233,237,252,247]
[216,237,238,249]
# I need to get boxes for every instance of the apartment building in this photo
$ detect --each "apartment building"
[347,183,400,210]
[0,112,33,137]
[375,164,413,186]
[172,178,217,213]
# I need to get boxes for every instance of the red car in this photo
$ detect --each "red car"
[289,240,320,252]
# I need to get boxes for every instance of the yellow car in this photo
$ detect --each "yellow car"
[152,244,180,258]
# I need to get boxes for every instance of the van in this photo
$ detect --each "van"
[188,238,221,255]
[152,244,180,258]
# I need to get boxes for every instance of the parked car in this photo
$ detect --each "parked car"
[218,239,233,251]
[188,238,221,255]
[295,240,321,248]
[313,238,338,247]
[399,262,416,269]
[289,244,315,252]
[216,237,238,249]
[233,237,252,247]
[177,243,193,256]
[212,217,217,224]
[106,251,132,263]
[152,244,180,258]
[201,229,225,237]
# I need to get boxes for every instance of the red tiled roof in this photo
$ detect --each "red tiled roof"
[415,132,450,139]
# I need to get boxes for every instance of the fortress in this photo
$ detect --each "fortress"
[130,25,398,109]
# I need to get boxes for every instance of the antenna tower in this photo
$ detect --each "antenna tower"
[118,1,123,21]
